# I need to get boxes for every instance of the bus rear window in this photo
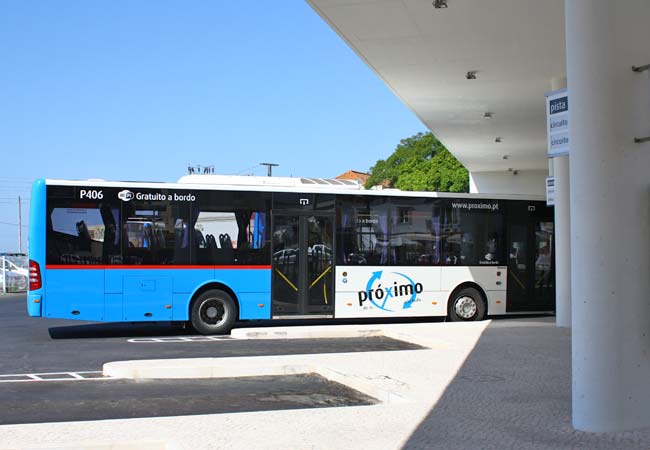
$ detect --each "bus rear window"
[47,206,120,265]
[51,208,105,240]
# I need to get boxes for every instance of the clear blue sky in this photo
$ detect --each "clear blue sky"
[0,0,425,252]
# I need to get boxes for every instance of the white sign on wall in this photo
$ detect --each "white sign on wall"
[546,88,569,157]
[546,176,555,206]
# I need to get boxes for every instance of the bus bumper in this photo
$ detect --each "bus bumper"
[27,293,42,317]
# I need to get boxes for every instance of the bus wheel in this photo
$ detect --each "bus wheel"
[190,289,236,335]
[448,287,486,322]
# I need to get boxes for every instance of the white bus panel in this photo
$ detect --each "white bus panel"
[335,265,507,318]
[335,266,445,318]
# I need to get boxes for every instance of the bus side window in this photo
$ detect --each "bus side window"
[437,205,459,265]
[191,190,271,266]
[390,198,436,266]
[336,196,390,266]
[123,200,190,265]
[48,207,109,265]
[438,201,503,266]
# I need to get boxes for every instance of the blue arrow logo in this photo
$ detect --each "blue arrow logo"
[359,271,423,312]
[394,272,417,309]
[366,271,394,311]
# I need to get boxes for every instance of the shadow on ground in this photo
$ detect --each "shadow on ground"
[47,316,450,340]
[401,319,650,450]
[48,322,193,339]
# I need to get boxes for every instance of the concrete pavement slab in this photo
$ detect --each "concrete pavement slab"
[2,318,650,450]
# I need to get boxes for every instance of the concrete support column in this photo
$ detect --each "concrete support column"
[566,0,650,432]
[552,155,570,328]
[550,76,571,329]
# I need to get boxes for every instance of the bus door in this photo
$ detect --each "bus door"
[505,202,555,312]
[271,213,334,317]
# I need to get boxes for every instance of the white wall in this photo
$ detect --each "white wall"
[469,170,547,195]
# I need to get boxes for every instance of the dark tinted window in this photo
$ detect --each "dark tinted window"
[437,199,503,265]
[338,196,439,266]
[390,198,437,265]
[192,190,271,265]
[122,193,190,265]
[337,195,504,266]
[337,196,391,265]
[46,185,272,266]
[47,186,121,265]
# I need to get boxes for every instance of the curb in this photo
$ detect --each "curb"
[103,357,408,404]
[230,326,385,340]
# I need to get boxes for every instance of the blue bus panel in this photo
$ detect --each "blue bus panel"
[27,179,47,317]
[43,267,271,322]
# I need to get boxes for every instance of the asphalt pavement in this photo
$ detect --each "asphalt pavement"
[0,294,422,374]
[3,293,650,450]
[0,374,376,425]
[0,293,412,427]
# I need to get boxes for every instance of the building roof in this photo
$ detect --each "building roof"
[307,0,566,173]
[335,170,370,184]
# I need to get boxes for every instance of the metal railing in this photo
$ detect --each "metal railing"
[1,255,28,294]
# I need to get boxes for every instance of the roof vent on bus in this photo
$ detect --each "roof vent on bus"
[299,178,361,188]
[177,174,363,190]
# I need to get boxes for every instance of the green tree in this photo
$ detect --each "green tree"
[365,132,469,192]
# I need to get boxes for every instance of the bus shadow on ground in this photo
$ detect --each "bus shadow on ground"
[48,322,194,340]
[46,316,445,340]
[235,316,447,329]
[47,315,551,340]
[488,313,555,321]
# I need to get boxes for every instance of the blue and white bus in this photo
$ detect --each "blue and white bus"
[27,175,554,334]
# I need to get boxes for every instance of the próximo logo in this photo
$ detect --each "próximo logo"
[357,271,423,312]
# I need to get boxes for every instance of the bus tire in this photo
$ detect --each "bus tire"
[448,287,486,322]
[190,289,237,335]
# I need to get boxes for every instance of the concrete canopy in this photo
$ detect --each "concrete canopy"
[307,0,566,173]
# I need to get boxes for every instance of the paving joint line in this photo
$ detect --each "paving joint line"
[127,336,234,343]
[0,371,116,383]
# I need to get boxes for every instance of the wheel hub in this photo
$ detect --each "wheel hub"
[455,296,477,319]
[200,299,226,325]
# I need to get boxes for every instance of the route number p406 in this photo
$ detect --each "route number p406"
[80,190,103,200]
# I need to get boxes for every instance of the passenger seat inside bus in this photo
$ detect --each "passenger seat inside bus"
[217,233,234,264]
[219,233,233,249]
[205,234,219,263]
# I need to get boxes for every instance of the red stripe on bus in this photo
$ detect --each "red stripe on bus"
[46,265,272,270]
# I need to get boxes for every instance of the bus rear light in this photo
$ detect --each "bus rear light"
[29,260,42,291]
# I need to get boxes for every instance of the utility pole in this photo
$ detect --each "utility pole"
[18,196,22,253]
[259,162,278,177]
